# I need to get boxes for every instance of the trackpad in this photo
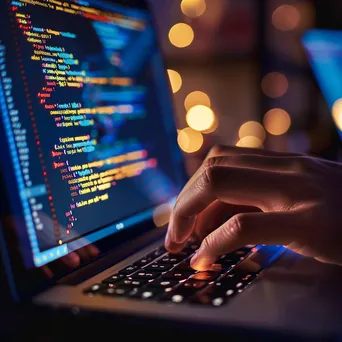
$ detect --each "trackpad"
[265,249,342,283]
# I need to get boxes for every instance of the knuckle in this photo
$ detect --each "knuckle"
[209,144,225,157]
[203,156,224,169]
[203,163,215,185]
[202,159,217,185]
[228,214,246,238]
[292,157,316,173]
[201,236,212,251]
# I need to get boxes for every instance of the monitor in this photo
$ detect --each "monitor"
[0,0,185,297]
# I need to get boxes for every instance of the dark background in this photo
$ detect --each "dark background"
[151,0,342,175]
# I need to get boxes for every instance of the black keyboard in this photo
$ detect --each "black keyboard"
[84,243,260,307]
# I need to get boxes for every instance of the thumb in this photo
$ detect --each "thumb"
[190,210,303,271]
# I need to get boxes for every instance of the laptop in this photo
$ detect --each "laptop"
[1,1,342,340]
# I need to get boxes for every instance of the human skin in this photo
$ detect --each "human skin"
[165,145,342,271]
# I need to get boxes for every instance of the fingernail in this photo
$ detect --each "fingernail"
[88,245,100,257]
[165,230,181,253]
[63,253,80,268]
[69,253,80,265]
[190,252,199,268]
[190,251,212,271]
[165,230,171,246]
[175,233,190,245]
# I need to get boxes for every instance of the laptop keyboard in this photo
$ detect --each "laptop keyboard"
[84,243,260,307]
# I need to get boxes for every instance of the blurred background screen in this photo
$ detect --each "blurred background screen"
[149,0,342,175]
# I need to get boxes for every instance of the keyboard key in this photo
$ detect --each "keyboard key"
[159,287,198,303]
[190,270,221,282]
[215,256,238,269]
[119,265,139,275]
[83,284,105,295]
[130,288,164,300]
[162,269,193,281]
[170,249,195,259]
[185,242,200,251]
[211,270,256,295]
[148,279,179,289]
[190,285,228,306]
[102,274,125,284]
[174,261,196,272]
[212,281,237,297]
[181,249,196,257]
[233,247,252,260]
[129,270,160,280]
[181,247,198,256]
[241,272,257,283]
[160,293,187,304]
[238,246,255,254]
[221,270,257,288]
[181,279,208,290]
[159,255,183,264]
[101,286,134,297]
[133,256,154,267]
[144,263,173,272]
[147,246,166,259]
[116,279,147,287]
[219,253,241,264]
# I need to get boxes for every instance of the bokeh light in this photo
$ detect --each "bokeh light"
[261,72,289,98]
[177,127,204,153]
[236,136,263,149]
[168,23,194,48]
[186,105,215,132]
[239,121,266,142]
[263,108,291,136]
[202,116,219,134]
[181,0,207,18]
[332,98,342,131]
[272,5,301,32]
[167,69,182,93]
[184,91,211,111]
[153,203,173,228]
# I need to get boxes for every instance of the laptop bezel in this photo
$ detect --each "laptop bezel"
[0,0,188,301]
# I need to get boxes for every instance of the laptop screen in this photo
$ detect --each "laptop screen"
[0,0,184,275]
[302,29,342,141]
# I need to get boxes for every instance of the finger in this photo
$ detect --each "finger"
[205,155,313,173]
[76,244,100,260]
[193,201,231,241]
[166,163,297,251]
[178,148,302,202]
[41,266,53,279]
[206,145,301,159]
[193,202,260,242]
[87,244,101,257]
[60,252,81,268]
[190,210,304,271]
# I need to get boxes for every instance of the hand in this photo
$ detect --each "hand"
[41,243,100,279]
[165,145,342,271]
